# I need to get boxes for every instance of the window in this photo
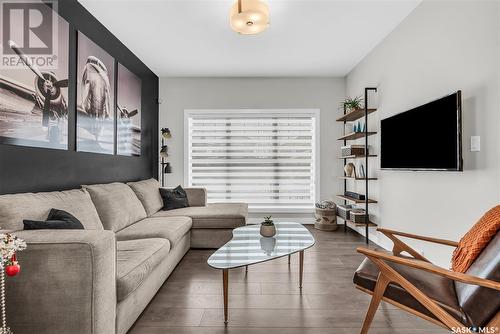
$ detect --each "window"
[185,109,319,212]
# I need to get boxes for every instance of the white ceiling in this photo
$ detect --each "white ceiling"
[78,0,420,77]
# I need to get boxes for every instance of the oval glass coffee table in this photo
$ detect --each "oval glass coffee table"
[207,222,315,323]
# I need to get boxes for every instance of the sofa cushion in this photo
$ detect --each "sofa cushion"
[152,203,247,229]
[159,186,189,211]
[0,189,103,231]
[452,205,500,273]
[23,208,85,230]
[184,188,207,207]
[116,217,192,247]
[353,250,469,326]
[116,238,170,301]
[83,182,147,232]
[127,178,163,216]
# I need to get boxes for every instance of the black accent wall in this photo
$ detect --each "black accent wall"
[0,0,159,195]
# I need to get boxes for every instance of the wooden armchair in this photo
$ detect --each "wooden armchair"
[354,228,500,334]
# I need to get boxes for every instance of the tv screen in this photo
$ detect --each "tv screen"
[381,91,462,171]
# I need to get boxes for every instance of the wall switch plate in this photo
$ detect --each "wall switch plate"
[470,136,480,152]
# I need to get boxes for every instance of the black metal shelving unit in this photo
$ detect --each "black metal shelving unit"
[160,137,166,187]
[160,135,172,187]
[337,87,378,244]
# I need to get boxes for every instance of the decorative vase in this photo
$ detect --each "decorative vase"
[260,223,276,237]
[344,163,356,178]
[346,106,357,113]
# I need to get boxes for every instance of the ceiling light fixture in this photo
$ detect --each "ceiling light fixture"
[230,0,269,35]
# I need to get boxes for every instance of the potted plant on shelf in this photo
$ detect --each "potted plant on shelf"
[260,216,276,237]
[340,96,364,113]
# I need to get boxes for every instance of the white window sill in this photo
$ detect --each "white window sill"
[248,206,315,214]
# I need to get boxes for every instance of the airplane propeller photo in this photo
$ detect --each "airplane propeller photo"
[117,105,138,119]
[8,40,68,127]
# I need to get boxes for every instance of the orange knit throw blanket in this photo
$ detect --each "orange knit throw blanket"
[451,205,500,273]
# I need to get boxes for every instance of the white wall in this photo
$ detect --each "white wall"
[346,0,500,266]
[159,77,345,223]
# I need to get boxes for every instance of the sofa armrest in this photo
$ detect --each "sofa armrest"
[7,230,116,334]
[185,187,207,206]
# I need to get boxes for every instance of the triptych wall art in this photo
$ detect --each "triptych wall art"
[0,1,142,156]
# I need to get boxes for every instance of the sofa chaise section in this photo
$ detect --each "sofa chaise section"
[152,203,247,248]
[127,178,248,248]
[152,203,247,229]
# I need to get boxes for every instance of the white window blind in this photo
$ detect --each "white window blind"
[185,110,319,212]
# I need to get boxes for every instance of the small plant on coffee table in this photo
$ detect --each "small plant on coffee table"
[260,216,276,237]
[262,216,274,225]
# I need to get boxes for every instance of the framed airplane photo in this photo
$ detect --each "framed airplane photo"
[76,31,115,155]
[0,1,69,150]
[117,63,141,156]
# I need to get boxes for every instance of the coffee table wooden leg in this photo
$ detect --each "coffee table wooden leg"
[288,254,291,264]
[223,269,229,324]
[299,251,304,288]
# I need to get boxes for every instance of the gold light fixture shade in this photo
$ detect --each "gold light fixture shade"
[230,0,269,35]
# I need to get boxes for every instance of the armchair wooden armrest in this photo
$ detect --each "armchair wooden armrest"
[377,228,458,262]
[357,247,500,291]
[377,228,459,247]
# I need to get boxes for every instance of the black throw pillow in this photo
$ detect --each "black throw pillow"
[160,185,189,211]
[23,208,84,230]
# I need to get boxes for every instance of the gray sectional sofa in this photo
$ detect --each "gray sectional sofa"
[0,178,247,334]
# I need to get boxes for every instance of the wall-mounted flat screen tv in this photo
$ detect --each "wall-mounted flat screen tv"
[381,91,462,171]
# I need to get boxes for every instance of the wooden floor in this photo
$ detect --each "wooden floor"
[129,226,448,334]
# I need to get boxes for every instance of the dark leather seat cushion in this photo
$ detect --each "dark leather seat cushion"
[353,249,470,326]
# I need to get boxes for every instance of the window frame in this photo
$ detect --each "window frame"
[184,109,320,214]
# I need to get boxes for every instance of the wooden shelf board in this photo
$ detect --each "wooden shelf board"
[339,155,377,159]
[338,176,378,180]
[336,108,377,122]
[339,216,378,227]
[337,132,377,141]
[336,195,377,204]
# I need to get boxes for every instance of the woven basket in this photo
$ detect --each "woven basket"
[314,207,337,231]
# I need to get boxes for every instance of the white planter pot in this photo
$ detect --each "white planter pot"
[260,224,276,237]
